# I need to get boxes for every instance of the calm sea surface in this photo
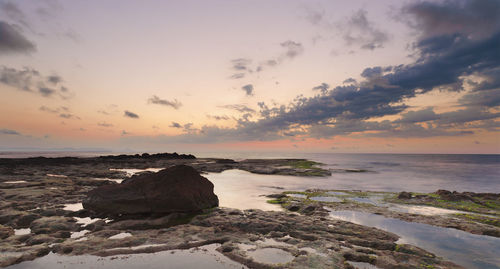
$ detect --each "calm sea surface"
[1,151,498,193]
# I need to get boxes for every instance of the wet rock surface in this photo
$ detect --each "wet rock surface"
[0,207,461,268]
[83,165,219,217]
[270,189,500,238]
[0,153,490,268]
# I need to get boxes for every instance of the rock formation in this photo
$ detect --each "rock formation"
[83,165,218,216]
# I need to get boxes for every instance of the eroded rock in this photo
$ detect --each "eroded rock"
[83,165,219,217]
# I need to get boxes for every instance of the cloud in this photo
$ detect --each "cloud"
[40,106,79,119]
[47,75,62,84]
[98,122,113,127]
[123,0,499,144]
[0,66,71,98]
[124,110,139,119]
[312,83,329,94]
[402,0,500,40]
[341,9,389,50]
[459,88,500,107]
[0,1,30,28]
[231,41,304,76]
[39,106,59,113]
[59,113,80,120]
[170,122,182,128]
[241,84,254,96]
[396,107,439,123]
[231,58,252,71]
[0,21,35,54]
[148,95,182,109]
[38,87,56,97]
[218,104,256,113]
[280,40,304,59]
[0,128,20,135]
[229,73,245,79]
[343,78,357,84]
[207,115,230,121]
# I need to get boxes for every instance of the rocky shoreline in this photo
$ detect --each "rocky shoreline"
[0,153,498,268]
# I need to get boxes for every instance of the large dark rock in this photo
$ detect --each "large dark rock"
[83,165,218,216]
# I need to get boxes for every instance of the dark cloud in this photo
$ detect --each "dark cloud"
[437,107,500,125]
[0,128,20,135]
[396,107,439,123]
[0,21,35,54]
[342,9,389,50]
[47,75,62,84]
[242,84,254,96]
[124,110,139,119]
[170,122,182,128]
[148,95,182,109]
[0,66,71,98]
[38,87,56,97]
[312,83,329,94]
[218,104,256,113]
[459,88,500,108]
[402,0,500,40]
[343,78,357,84]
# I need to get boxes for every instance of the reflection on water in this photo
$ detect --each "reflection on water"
[109,232,132,239]
[6,244,246,269]
[14,228,31,235]
[328,210,500,269]
[346,196,383,205]
[347,261,380,269]
[70,230,88,239]
[389,204,463,215]
[309,196,342,203]
[109,168,163,177]
[92,177,123,183]
[63,203,83,211]
[326,191,348,196]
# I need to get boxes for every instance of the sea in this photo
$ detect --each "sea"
[1,151,498,193]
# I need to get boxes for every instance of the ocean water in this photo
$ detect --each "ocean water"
[200,152,500,193]
[1,151,498,193]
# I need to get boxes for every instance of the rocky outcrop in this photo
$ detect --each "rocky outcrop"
[83,165,218,216]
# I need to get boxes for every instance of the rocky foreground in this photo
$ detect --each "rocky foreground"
[1,153,497,268]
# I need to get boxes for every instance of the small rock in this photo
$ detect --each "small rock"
[286,204,301,212]
[397,191,412,199]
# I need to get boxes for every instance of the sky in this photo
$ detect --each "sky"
[0,0,499,154]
